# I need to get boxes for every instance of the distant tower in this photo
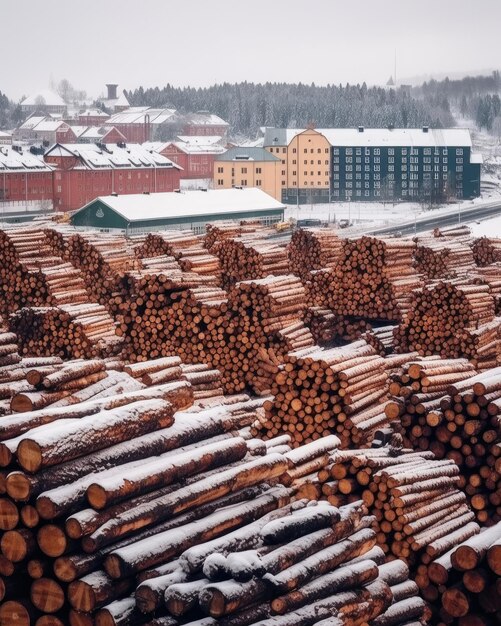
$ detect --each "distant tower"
[106,84,118,100]
[386,75,395,87]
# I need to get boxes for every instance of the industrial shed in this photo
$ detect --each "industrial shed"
[70,187,285,233]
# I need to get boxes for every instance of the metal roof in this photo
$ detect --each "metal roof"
[44,143,181,170]
[263,127,474,148]
[215,147,280,162]
[0,146,53,171]
[75,188,285,223]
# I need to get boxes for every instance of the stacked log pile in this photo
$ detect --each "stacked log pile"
[254,340,389,448]
[425,522,501,625]
[10,304,123,360]
[0,227,91,320]
[43,228,139,315]
[211,235,289,289]
[387,365,501,526]
[204,222,264,252]
[303,307,372,347]
[327,237,421,322]
[394,280,501,369]
[413,236,476,279]
[472,264,501,315]
[287,228,342,278]
[133,500,426,626]
[362,325,398,356]
[228,275,314,395]
[472,237,501,266]
[316,447,480,576]
[0,394,348,626]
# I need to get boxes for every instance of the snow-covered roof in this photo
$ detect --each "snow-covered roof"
[70,125,88,138]
[77,188,284,223]
[77,125,126,141]
[470,152,483,164]
[21,90,66,107]
[184,111,229,127]
[239,138,265,148]
[0,131,12,138]
[18,116,48,130]
[177,135,224,146]
[45,143,181,170]
[101,91,130,111]
[108,107,177,125]
[321,128,473,148]
[32,121,68,132]
[216,147,279,162]
[79,109,110,118]
[143,139,226,155]
[0,146,53,171]
[263,127,474,148]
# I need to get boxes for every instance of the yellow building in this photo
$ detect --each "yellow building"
[214,147,282,200]
[263,127,331,203]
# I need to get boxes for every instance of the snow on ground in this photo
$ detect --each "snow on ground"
[468,214,501,238]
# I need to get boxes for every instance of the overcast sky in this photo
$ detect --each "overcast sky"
[2,0,500,101]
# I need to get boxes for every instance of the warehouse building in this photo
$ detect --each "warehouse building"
[70,187,285,233]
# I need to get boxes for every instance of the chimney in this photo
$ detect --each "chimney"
[106,84,118,100]
[358,126,364,133]
[422,126,429,133]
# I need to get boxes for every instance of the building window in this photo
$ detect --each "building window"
[325,148,329,153]
[456,148,463,155]
[256,167,262,174]
[217,179,224,185]
[374,148,380,155]
[346,148,353,155]
[282,170,286,175]
[282,148,286,153]
[310,160,314,165]
[282,181,286,185]
[241,180,247,185]
[293,148,296,153]
[256,179,261,186]
[304,149,308,153]
[292,181,297,186]
[217,167,223,173]
[325,160,329,165]
[304,160,308,165]
[388,149,394,156]
[456,166,463,172]
[304,171,308,176]
[356,148,362,156]
[456,158,463,164]
[333,148,340,155]
[282,160,285,165]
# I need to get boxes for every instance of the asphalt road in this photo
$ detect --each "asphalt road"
[367,201,501,236]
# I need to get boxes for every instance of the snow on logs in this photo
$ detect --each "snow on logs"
[387,363,501,526]
[0,392,338,624]
[254,340,391,448]
[425,521,501,625]
[315,446,481,578]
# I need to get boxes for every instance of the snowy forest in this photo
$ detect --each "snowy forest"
[125,82,455,137]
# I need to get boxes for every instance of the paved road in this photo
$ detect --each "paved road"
[367,201,501,236]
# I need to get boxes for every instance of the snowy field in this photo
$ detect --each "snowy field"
[468,215,501,237]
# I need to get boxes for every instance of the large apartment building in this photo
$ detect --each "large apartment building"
[263,127,482,203]
[214,147,281,199]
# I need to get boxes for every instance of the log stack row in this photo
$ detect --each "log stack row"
[395,281,501,370]
[413,236,476,280]
[387,365,501,526]
[0,227,91,320]
[287,228,342,279]
[303,307,372,348]
[425,521,501,625]
[471,236,501,267]
[10,304,123,361]
[254,340,389,448]
[204,222,264,253]
[316,447,481,575]
[210,235,289,289]
[327,237,422,322]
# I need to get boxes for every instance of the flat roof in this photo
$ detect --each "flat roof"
[77,187,285,223]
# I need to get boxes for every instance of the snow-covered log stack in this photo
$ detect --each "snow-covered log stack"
[211,234,290,289]
[413,236,476,279]
[317,447,480,577]
[0,226,91,320]
[387,365,501,526]
[10,303,123,360]
[254,340,389,448]
[425,521,501,625]
[130,500,424,626]
[327,237,421,322]
[135,231,201,258]
[287,228,342,278]
[395,280,501,370]
[472,236,501,266]
[204,221,265,252]
[0,393,308,625]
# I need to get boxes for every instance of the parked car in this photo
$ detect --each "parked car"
[297,219,322,227]
[338,219,351,228]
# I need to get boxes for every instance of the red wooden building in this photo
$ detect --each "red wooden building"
[0,143,181,213]
[77,109,110,126]
[148,138,226,179]
[44,143,182,211]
